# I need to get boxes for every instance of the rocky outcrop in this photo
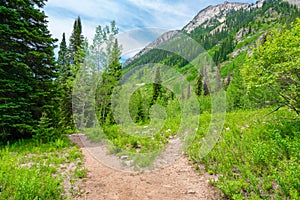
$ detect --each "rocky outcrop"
[284,0,300,8]
[183,1,249,33]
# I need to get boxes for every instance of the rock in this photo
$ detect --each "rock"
[124,160,132,166]
[186,190,196,194]
[120,155,129,160]
[183,2,249,33]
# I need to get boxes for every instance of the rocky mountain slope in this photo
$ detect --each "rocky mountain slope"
[124,30,179,66]
[183,1,249,33]
[124,0,256,67]
[124,0,300,70]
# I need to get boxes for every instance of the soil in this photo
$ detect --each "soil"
[69,134,221,200]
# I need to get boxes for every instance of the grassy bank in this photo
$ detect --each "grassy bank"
[188,107,299,199]
[0,137,85,200]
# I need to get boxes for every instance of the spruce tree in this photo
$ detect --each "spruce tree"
[69,16,83,63]
[58,33,68,67]
[195,69,203,97]
[58,17,85,130]
[203,66,210,96]
[0,0,57,140]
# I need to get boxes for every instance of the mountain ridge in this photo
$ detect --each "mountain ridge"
[124,0,300,68]
[124,1,253,67]
[183,1,250,33]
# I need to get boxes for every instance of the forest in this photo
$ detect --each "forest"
[0,0,299,199]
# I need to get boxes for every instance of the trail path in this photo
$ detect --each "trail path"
[69,134,220,200]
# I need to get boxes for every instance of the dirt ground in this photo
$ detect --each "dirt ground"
[69,134,221,200]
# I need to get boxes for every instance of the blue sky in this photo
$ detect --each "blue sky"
[44,0,257,56]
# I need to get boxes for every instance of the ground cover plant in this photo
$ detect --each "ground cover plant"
[0,137,86,200]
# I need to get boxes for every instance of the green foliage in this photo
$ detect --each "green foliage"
[57,33,68,66]
[95,21,122,126]
[0,0,58,141]
[0,138,84,199]
[68,16,84,63]
[57,17,85,131]
[242,19,300,114]
[33,112,61,143]
[130,89,149,124]
[188,108,299,199]
[195,69,203,96]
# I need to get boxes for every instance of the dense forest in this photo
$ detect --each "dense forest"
[0,0,299,199]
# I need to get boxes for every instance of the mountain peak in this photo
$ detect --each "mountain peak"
[183,1,249,33]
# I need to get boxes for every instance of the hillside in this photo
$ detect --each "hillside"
[1,0,299,199]
[116,0,300,199]
[125,0,300,74]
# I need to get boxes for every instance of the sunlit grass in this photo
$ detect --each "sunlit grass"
[188,107,299,199]
[0,137,85,200]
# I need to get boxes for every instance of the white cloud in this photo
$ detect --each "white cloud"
[44,0,257,53]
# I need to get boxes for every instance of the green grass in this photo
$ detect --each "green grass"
[0,137,85,200]
[84,111,183,170]
[188,107,299,199]
[221,51,247,78]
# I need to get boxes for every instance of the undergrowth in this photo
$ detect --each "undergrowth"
[188,107,299,199]
[0,137,85,200]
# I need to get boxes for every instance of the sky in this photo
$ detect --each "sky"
[44,0,257,57]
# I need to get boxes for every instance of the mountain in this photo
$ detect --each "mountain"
[183,1,250,33]
[124,30,179,66]
[124,0,300,75]
[124,1,252,67]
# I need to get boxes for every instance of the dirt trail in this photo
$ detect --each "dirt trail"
[69,134,220,200]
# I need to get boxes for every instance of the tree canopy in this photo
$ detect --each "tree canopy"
[242,19,300,114]
[0,0,57,140]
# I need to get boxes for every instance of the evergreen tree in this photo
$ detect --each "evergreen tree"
[69,16,83,63]
[132,90,146,123]
[57,33,68,66]
[203,66,210,96]
[195,69,203,97]
[0,0,57,140]
[152,66,162,103]
[57,17,85,130]
[95,21,122,125]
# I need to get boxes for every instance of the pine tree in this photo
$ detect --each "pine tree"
[95,21,122,125]
[58,33,68,66]
[69,16,83,63]
[133,90,146,123]
[0,0,57,140]
[57,17,86,130]
[203,66,210,96]
[195,66,203,97]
